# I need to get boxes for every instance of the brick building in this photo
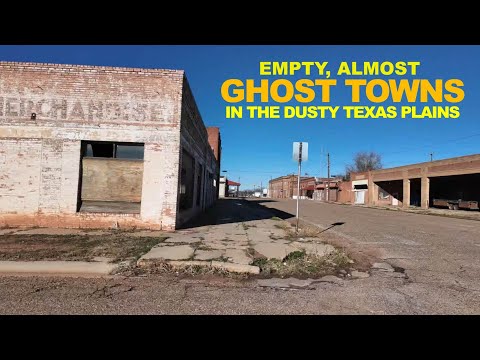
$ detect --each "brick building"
[207,127,221,199]
[338,154,480,209]
[313,177,343,202]
[269,175,314,199]
[0,61,220,230]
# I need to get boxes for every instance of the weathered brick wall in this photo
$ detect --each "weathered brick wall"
[207,127,221,200]
[207,127,220,161]
[0,61,184,230]
[177,77,219,226]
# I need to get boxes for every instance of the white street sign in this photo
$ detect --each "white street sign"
[293,142,308,162]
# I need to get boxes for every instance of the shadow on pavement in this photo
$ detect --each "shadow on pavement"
[178,198,294,230]
[318,222,345,233]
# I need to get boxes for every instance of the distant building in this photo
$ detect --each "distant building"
[348,154,480,209]
[313,177,343,202]
[218,177,240,197]
[269,175,315,199]
[227,180,241,197]
[219,176,227,198]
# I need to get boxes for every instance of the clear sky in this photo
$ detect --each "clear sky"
[1,45,479,190]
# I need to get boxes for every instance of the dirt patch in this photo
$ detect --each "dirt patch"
[282,219,379,271]
[252,249,351,279]
[0,231,167,263]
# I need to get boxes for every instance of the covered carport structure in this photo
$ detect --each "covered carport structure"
[226,179,241,197]
[365,154,480,209]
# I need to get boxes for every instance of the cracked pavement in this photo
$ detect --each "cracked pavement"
[1,198,480,314]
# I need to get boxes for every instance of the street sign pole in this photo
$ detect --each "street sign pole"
[293,141,307,233]
[296,142,302,232]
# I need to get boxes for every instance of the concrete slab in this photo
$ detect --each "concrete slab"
[224,249,252,265]
[139,245,194,261]
[14,228,86,236]
[253,243,296,260]
[0,261,118,275]
[351,270,370,279]
[224,235,248,242]
[269,239,291,244]
[203,242,229,250]
[211,261,260,274]
[194,250,224,261]
[249,234,277,244]
[168,260,260,274]
[372,262,395,272]
[291,242,336,257]
[164,236,202,244]
[225,244,249,250]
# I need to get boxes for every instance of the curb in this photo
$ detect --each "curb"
[0,261,119,276]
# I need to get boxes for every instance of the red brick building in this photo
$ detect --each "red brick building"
[269,175,315,199]
[335,154,480,209]
[206,127,221,199]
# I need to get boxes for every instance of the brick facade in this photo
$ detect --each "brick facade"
[0,61,219,230]
[206,127,221,199]
[269,175,313,199]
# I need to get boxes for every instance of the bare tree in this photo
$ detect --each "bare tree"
[345,151,383,178]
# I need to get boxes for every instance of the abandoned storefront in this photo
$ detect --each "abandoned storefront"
[0,61,220,230]
[349,154,480,209]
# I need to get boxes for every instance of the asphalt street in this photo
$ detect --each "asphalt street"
[1,199,479,314]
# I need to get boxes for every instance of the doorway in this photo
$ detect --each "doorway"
[354,190,366,204]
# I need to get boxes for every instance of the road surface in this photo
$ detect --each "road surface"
[260,199,480,297]
[1,199,479,314]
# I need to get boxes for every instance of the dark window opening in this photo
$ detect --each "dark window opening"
[83,141,144,160]
[354,184,368,190]
[410,178,421,207]
[196,164,203,206]
[180,149,195,210]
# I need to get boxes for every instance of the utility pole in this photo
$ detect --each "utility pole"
[270,175,272,198]
[326,152,330,202]
[296,143,302,232]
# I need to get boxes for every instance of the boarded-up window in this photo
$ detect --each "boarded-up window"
[78,140,144,214]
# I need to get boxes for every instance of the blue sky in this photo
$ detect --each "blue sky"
[1,45,479,190]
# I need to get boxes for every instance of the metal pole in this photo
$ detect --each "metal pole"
[296,142,302,232]
[326,152,330,202]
